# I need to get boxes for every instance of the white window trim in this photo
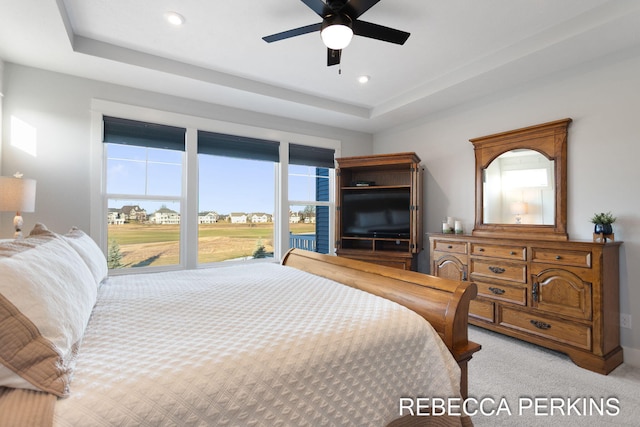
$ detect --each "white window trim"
[287,157,335,257]
[90,99,341,271]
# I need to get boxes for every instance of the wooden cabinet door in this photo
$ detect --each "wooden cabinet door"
[433,254,467,282]
[532,268,592,320]
[411,163,424,253]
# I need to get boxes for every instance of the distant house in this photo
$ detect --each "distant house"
[289,212,301,224]
[230,212,248,224]
[108,208,125,225]
[250,213,271,223]
[303,214,316,224]
[150,207,180,224]
[121,205,147,222]
[198,211,218,224]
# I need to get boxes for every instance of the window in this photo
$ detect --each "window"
[103,116,185,270]
[97,106,340,272]
[503,168,549,188]
[197,131,279,264]
[288,144,335,254]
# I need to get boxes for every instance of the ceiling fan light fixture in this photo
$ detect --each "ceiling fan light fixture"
[321,14,353,50]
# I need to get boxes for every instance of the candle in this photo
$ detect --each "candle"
[447,217,455,229]
[443,221,450,233]
[455,220,463,234]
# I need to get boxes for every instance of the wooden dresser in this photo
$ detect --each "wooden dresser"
[429,233,623,374]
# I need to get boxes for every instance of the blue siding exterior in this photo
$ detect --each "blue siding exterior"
[316,168,330,254]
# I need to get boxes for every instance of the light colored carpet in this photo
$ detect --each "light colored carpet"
[467,326,640,426]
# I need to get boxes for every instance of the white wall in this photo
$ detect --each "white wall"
[0,59,4,232]
[374,47,640,366]
[0,59,3,170]
[0,64,373,237]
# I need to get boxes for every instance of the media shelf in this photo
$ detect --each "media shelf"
[335,152,423,270]
[341,185,412,190]
[341,236,411,252]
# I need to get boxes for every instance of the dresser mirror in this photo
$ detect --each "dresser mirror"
[483,149,555,225]
[470,118,572,241]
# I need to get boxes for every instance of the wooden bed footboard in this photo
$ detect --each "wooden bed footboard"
[281,249,481,398]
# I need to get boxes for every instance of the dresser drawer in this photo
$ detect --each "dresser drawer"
[470,259,527,283]
[476,282,526,306]
[471,243,526,260]
[433,240,467,254]
[531,248,592,268]
[470,299,494,323]
[498,306,592,350]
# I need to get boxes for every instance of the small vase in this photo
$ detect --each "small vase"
[594,223,613,235]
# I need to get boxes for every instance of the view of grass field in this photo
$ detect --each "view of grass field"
[108,222,315,268]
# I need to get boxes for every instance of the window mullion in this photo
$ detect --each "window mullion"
[275,141,289,261]
[184,128,199,269]
[105,194,180,201]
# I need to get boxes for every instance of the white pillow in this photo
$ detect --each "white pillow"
[0,226,97,397]
[62,227,108,285]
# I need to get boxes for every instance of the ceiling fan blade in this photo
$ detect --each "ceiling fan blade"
[301,0,332,17]
[262,23,322,43]
[327,48,341,66]
[343,0,381,19]
[353,20,410,45]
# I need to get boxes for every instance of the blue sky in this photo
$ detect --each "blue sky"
[106,144,323,215]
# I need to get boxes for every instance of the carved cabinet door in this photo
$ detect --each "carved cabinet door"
[433,254,467,282]
[531,268,592,320]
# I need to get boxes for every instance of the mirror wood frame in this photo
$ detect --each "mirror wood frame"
[470,118,572,241]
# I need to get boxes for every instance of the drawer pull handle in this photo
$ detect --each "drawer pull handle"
[555,255,562,260]
[510,251,516,255]
[448,245,453,249]
[478,248,485,252]
[530,319,551,330]
[488,287,505,295]
[532,282,539,302]
[488,266,505,274]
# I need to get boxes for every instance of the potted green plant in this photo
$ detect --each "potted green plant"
[590,211,616,235]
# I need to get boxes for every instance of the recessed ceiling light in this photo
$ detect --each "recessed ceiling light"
[164,11,185,26]
[358,75,370,84]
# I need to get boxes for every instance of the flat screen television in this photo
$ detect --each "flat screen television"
[341,188,411,238]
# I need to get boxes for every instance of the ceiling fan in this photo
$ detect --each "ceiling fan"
[262,0,410,67]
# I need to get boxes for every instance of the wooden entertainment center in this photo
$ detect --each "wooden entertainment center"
[335,152,423,270]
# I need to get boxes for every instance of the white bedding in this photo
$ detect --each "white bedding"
[53,262,462,426]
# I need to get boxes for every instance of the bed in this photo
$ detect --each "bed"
[0,224,479,426]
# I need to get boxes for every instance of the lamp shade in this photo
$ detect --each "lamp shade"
[0,176,37,213]
[510,201,528,215]
[321,25,353,49]
[321,14,353,50]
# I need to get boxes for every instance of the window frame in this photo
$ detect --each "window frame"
[102,141,188,274]
[90,100,340,273]
[195,152,279,266]
[287,151,335,255]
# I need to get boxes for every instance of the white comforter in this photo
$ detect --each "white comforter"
[53,262,461,426]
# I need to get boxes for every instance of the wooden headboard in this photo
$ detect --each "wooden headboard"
[281,249,481,398]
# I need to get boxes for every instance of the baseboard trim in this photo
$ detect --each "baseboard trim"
[622,345,640,369]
